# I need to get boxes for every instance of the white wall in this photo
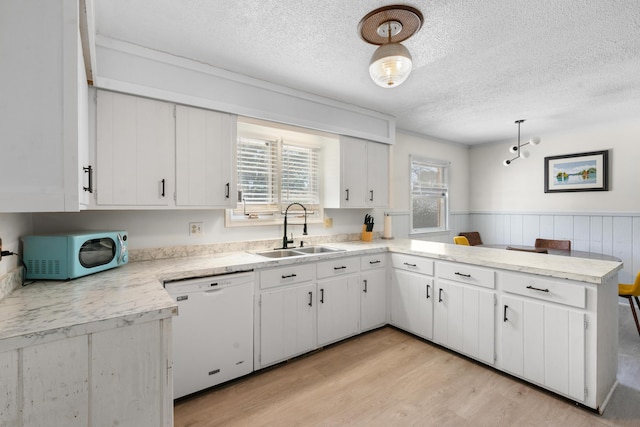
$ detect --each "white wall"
[469,119,640,213]
[31,208,373,250]
[388,131,470,240]
[0,213,31,276]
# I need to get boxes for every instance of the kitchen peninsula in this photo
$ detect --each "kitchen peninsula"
[0,239,622,425]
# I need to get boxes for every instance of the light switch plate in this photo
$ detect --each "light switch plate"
[189,222,203,237]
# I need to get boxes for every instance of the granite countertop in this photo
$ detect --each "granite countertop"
[0,239,622,352]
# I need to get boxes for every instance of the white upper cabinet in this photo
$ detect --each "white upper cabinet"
[96,91,175,207]
[324,136,389,209]
[0,0,91,212]
[366,141,390,208]
[175,105,237,208]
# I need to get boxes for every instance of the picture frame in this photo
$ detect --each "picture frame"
[544,150,609,193]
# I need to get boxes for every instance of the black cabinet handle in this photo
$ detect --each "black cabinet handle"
[503,305,509,322]
[455,272,471,278]
[320,288,324,304]
[369,260,381,264]
[363,279,368,293]
[345,188,349,201]
[225,182,230,199]
[404,262,417,267]
[333,266,347,270]
[426,284,430,299]
[308,291,313,307]
[82,166,93,193]
[161,179,166,197]
[438,288,443,303]
[281,273,297,279]
[526,285,550,293]
[369,190,374,201]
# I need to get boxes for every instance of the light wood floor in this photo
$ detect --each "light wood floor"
[175,309,640,427]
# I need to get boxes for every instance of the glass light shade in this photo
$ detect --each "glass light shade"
[503,159,512,166]
[509,145,519,153]
[529,136,541,145]
[521,150,530,159]
[369,42,413,88]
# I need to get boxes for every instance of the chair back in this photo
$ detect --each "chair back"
[453,236,470,246]
[459,232,483,246]
[534,238,571,251]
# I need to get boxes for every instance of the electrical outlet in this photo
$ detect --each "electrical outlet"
[189,222,204,237]
[324,218,333,228]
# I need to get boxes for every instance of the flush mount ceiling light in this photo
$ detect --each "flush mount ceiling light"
[358,5,423,88]
[503,119,541,166]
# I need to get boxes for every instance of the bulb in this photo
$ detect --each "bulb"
[521,150,530,159]
[509,145,518,154]
[529,137,541,145]
[503,159,511,166]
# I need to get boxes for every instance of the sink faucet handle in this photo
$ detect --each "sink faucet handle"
[300,240,305,248]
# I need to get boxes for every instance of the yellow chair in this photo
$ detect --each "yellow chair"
[453,236,470,246]
[619,272,640,336]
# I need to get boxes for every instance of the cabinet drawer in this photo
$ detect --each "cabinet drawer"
[260,264,315,289]
[360,253,386,271]
[437,262,495,290]
[501,272,586,309]
[317,257,360,279]
[391,253,434,275]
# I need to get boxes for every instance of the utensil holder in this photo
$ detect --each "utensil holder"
[361,224,373,242]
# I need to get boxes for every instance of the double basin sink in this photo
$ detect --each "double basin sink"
[255,245,345,259]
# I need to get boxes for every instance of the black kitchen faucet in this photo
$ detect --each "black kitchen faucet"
[281,202,308,249]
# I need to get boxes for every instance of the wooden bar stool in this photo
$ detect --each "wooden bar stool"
[619,272,640,336]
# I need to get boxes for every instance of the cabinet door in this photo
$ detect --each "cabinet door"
[390,269,433,340]
[96,91,174,206]
[435,280,495,364]
[340,137,367,208]
[91,321,168,426]
[0,0,88,212]
[501,295,585,401]
[360,269,387,331]
[22,335,89,426]
[259,283,316,367]
[366,142,389,208]
[317,275,360,346]
[176,105,237,207]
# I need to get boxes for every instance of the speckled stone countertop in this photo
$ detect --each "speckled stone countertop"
[0,239,622,353]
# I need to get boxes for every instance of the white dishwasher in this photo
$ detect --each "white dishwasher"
[165,271,254,399]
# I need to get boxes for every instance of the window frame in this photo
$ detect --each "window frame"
[226,121,326,227]
[409,155,450,235]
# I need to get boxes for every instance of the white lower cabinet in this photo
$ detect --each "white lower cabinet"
[433,280,495,365]
[0,319,172,427]
[317,274,360,346]
[391,269,433,339]
[259,282,316,367]
[500,274,586,402]
[360,254,388,331]
[434,261,496,365]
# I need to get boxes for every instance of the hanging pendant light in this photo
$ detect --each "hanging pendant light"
[359,5,423,88]
[503,119,541,166]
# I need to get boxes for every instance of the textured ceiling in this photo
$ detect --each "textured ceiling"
[92,0,640,145]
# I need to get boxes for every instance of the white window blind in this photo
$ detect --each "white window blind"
[410,156,449,234]
[235,136,320,216]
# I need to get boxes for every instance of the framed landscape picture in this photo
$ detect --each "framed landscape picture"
[544,150,609,193]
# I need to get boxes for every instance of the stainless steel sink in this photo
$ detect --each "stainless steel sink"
[294,246,344,254]
[255,246,345,258]
[255,249,303,258]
